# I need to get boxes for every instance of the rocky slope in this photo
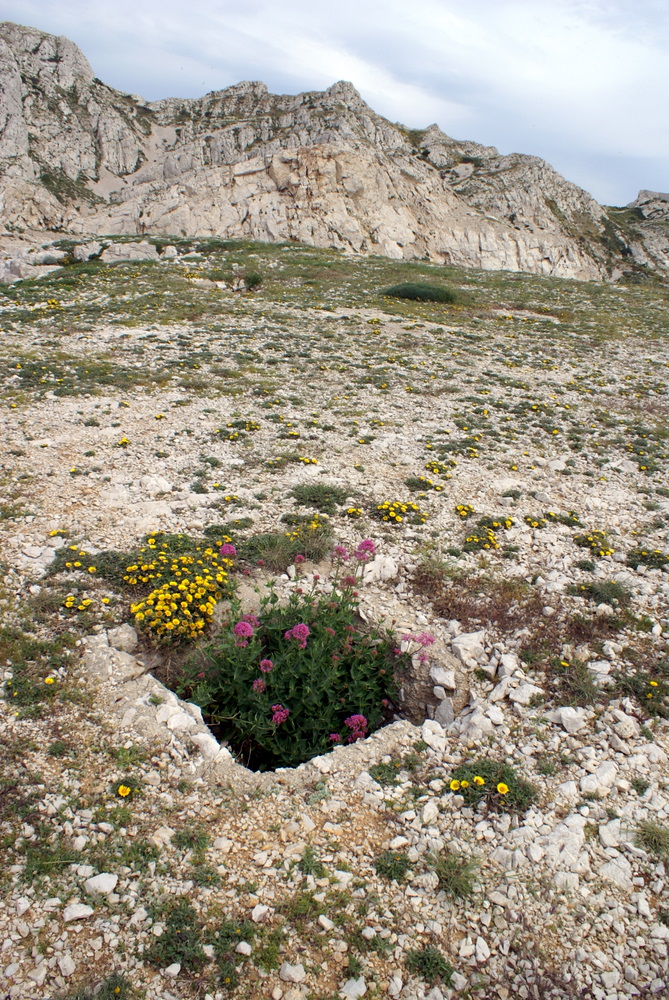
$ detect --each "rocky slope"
[1,238,668,998]
[0,20,667,282]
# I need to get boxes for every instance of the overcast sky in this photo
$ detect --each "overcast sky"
[1,0,667,206]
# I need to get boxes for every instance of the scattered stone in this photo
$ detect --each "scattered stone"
[84,872,118,895]
[341,977,367,998]
[279,963,306,983]
[63,904,94,922]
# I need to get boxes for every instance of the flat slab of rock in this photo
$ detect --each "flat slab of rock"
[279,962,306,983]
[84,872,118,895]
[99,241,160,263]
[63,903,94,922]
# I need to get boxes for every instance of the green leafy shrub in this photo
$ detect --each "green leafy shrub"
[447,758,538,813]
[374,850,412,883]
[289,482,348,513]
[427,850,478,898]
[238,516,333,570]
[626,546,669,569]
[636,820,669,857]
[477,514,515,530]
[145,899,206,970]
[545,510,582,526]
[405,944,454,985]
[566,580,631,605]
[463,526,499,551]
[178,576,402,770]
[374,499,427,525]
[383,282,457,303]
[573,530,614,557]
[244,269,263,289]
[612,662,669,718]
[404,475,445,493]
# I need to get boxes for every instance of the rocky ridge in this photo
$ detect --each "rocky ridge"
[0,21,667,281]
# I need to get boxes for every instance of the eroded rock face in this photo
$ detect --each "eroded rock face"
[0,20,666,281]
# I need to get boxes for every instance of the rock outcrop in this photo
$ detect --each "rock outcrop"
[0,20,667,281]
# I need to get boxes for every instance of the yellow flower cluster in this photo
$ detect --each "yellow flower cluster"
[298,457,318,465]
[574,530,614,557]
[455,504,475,519]
[126,537,233,641]
[525,515,548,529]
[478,516,515,530]
[425,459,456,478]
[63,595,93,611]
[284,514,328,542]
[449,776,507,793]
[345,506,363,518]
[375,500,427,525]
[464,527,499,551]
[449,775,486,791]
[226,420,261,431]
[413,476,445,492]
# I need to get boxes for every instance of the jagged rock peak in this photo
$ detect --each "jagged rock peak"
[0,21,94,89]
[629,190,669,221]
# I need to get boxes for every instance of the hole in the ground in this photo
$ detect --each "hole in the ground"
[148,584,415,772]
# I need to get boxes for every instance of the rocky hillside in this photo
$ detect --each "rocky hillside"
[0,20,667,282]
[1,238,669,999]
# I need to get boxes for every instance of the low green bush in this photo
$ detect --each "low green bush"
[178,563,403,770]
[447,758,538,812]
[427,850,478,898]
[566,580,631,605]
[627,546,669,569]
[636,820,669,857]
[237,516,333,570]
[382,282,457,303]
[405,944,454,985]
[374,850,412,883]
[289,482,349,513]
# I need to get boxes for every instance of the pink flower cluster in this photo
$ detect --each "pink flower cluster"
[284,623,310,649]
[344,713,368,743]
[233,621,254,647]
[353,539,376,563]
[271,703,290,725]
[401,631,435,664]
[259,659,274,673]
[401,631,435,647]
[219,543,237,558]
[252,678,266,693]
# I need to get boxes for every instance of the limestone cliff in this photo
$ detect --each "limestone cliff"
[0,21,666,281]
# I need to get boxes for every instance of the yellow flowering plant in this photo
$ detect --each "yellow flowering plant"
[374,500,427,525]
[125,534,235,643]
[111,777,141,798]
[573,529,614,558]
[447,758,537,813]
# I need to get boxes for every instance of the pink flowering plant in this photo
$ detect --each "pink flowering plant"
[178,553,404,770]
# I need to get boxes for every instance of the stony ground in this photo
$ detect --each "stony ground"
[1,236,669,1000]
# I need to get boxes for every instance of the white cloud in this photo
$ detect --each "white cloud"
[1,0,667,203]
